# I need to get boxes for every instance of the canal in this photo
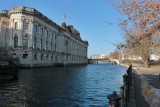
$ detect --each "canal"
[0,63,126,107]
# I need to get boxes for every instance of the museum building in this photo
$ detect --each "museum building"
[0,6,88,67]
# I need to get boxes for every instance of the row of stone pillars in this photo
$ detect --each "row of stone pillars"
[107,65,133,107]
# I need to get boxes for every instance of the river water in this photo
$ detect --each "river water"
[0,63,126,107]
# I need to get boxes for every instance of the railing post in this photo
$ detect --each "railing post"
[107,91,121,107]
[128,65,132,86]
[126,69,130,90]
[120,86,124,107]
[123,74,128,106]
[107,65,133,107]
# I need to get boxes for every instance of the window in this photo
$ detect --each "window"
[45,41,47,50]
[51,41,52,51]
[46,30,49,36]
[55,35,57,40]
[54,44,56,52]
[33,37,36,49]
[23,34,28,49]
[65,41,68,53]
[40,39,42,50]
[46,54,48,60]
[15,22,18,29]
[34,54,37,60]
[24,19,29,30]
[51,55,53,60]
[12,53,16,58]
[40,28,43,35]
[41,54,43,60]
[14,34,18,48]
[33,25,37,32]
[51,33,53,38]
[23,54,28,59]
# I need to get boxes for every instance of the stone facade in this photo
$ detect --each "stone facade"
[0,6,88,67]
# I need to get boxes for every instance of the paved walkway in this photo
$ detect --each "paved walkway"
[136,67,160,89]
[127,64,160,107]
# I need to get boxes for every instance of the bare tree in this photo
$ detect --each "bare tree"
[113,0,160,67]
[109,50,119,59]
[123,27,152,67]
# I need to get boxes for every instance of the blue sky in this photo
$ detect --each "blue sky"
[0,0,124,57]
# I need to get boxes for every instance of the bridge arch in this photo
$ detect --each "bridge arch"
[111,59,119,65]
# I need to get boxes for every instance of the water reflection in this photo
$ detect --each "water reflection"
[0,64,126,107]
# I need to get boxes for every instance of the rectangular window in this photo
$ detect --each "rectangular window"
[47,31,49,36]
[41,28,43,35]
[41,55,43,60]
[23,54,28,59]
[33,37,36,49]
[46,41,47,50]
[51,55,53,60]
[15,22,18,29]
[46,55,48,60]
[23,19,29,30]
[51,41,52,51]
[55,35,57,40]
[12,53,16,58]
[40,39,42,50]
[34,54,37,60]
[51,33,53,38]
[54,44,56,52]
[23,34,28,49]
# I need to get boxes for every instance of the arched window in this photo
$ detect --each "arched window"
[14,34,18,48]
[33,25,37,32]
[14,22,18,29]
[24,19,29,30]
[23,34,28,49]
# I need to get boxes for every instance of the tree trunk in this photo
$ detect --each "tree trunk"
[143,59,150,68]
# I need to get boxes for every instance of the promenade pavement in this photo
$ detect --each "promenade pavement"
[136,66,160,89]
[129,64,160,107]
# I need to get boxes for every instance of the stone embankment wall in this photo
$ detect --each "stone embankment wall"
[141,76,160,107]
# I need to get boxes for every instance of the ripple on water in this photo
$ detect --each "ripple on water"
[0,64,126,107]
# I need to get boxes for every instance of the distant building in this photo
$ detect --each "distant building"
[90,54,108,59]
[121,51,160,61]
[0,6,89,67]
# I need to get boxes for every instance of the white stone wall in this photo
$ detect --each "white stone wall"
[0,17,9,47]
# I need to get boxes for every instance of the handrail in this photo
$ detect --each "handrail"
[107,65,133,107]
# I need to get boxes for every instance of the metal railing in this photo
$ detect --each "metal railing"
[107,65,133,107]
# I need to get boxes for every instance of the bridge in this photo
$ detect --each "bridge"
[110,59,120,65]
[88,58,109,64]
[88,58,119,64]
